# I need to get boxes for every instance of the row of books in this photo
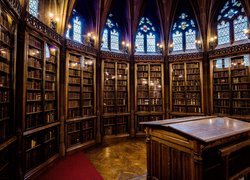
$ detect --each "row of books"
[83,100,93,107]
[45,82,55,91]
[150,72,161,77]
[232,100,250,108]
[44,102,55,110]
[150,66,161,71]
[0,62,10,73]
[0,31,10,46]
[186,69,200,74]
[46,64,56,72]
[68,77,81,84]
[0,106,9,119]
[69,69,81,76]
[0,49,10,61]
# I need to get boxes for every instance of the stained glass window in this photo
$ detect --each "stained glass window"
[111,30,119,50]
[171,13,197,52]
[102,29,108,49]
[217,21,230,45]
[173,31,183,51]
[217,0,249,45]
[73,17,82,43]
[29,0,39,18]
[102,14,120,51]
[135,17,157,53]
[234,16,248,41]
[186,29,196,50]
[135,32,144,52]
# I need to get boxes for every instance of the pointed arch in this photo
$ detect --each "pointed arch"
[101,14,120,51]
[171,13,199,52]
[216,0,249,45]
[135,17,158,53]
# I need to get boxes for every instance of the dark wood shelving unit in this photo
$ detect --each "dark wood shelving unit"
[211,55,250,120]
[101,59,130,139]
[135,63,164,135]
[65,50,96,153]
[0,2,18,179]
[170,61,204,117]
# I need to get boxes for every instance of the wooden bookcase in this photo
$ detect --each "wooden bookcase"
[21,32,60,176]
[211,55,250,120]
[102,60,130,138]
[135,63,164,135]
[170,61,204,117]
[0,3,17,178]
[65,51,96,152]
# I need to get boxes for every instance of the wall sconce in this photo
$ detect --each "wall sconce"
[157,43,163,54]
[209,36,217,50]
[169,43,174,53]
[49,12,59,30]
[195,40,202,51]
[85,32,96,47]
[121,41,129,54]
[243,29,250,39]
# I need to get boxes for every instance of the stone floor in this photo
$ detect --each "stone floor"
[85,138,147,180]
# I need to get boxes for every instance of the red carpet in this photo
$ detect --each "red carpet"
[38,152,103,180]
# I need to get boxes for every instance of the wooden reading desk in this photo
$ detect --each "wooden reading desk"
[141,116,250,180]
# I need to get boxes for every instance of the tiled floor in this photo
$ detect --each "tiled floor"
[85,138,147,180]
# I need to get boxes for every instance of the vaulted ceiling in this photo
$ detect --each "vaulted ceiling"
[20,0,250,52]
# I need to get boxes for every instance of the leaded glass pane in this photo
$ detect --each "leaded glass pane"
[147,33,156,52]
[217,21,230,45]
[244,55,249,66]
[234,16,248,41]
[66,29,70,39]
[185,29,196,50]
[173,31,183,51]
[111,30,119,50]
[29,0,39,18]
[73,17,82,43]
[135,32,144,52]
[102,29,108,49]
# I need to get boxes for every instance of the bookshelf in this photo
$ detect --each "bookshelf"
[135,63,164,135]
[22,33,60,174]
[211,55,250,119]
[66,51,96,152]
[170,61,203,116]
[0,5,17,179]
[102,60,130,137]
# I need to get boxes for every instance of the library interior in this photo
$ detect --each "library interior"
[0,0,250,179]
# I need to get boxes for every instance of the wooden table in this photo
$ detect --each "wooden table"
[141,116,250,180]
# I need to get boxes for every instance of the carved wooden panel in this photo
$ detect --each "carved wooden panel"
[66,40,98,55]
[100,51,129,61]
[208,43,250,58]
[25,14,63,45]
[168,52,203,62]
[134,55,164,62]
[4,0,21,17]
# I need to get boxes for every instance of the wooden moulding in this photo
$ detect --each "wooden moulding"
[134,54,164,63]
[100,51,130,61]
[25,13,63,45]
[2,0,22,18]
[23,122,61,136]
[66,140,96,154]
[208,43,250,58]
[66,39,98,56]
[66,116,98,123]
[0,136,17,151]
[24,154,60,180]
[168,52,203,62]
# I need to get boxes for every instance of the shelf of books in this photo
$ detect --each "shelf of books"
[211,55,250,121]
[102,60,130,138]
[23,33,60,175]
[0,5,17,179]
[170,61,203,117]
[135,63,164,135]
[66,51,96,152]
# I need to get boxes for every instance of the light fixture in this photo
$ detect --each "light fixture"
[85,32,96,47]
[49,12,59,30]
[157,43,163,54]
[195,39,202,50]
[169,43,174,53]
[67,24,72,29]
[209,36,217,50]
[134,44,138,52]
[243,29,250,39]
[121,41,129,54]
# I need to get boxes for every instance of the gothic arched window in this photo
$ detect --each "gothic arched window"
[73,16,82,43]
[135,17,157,53]
[29,0,39,18]
[101,14,120,51]
[171,13,197,52]
[217,0,249,45]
